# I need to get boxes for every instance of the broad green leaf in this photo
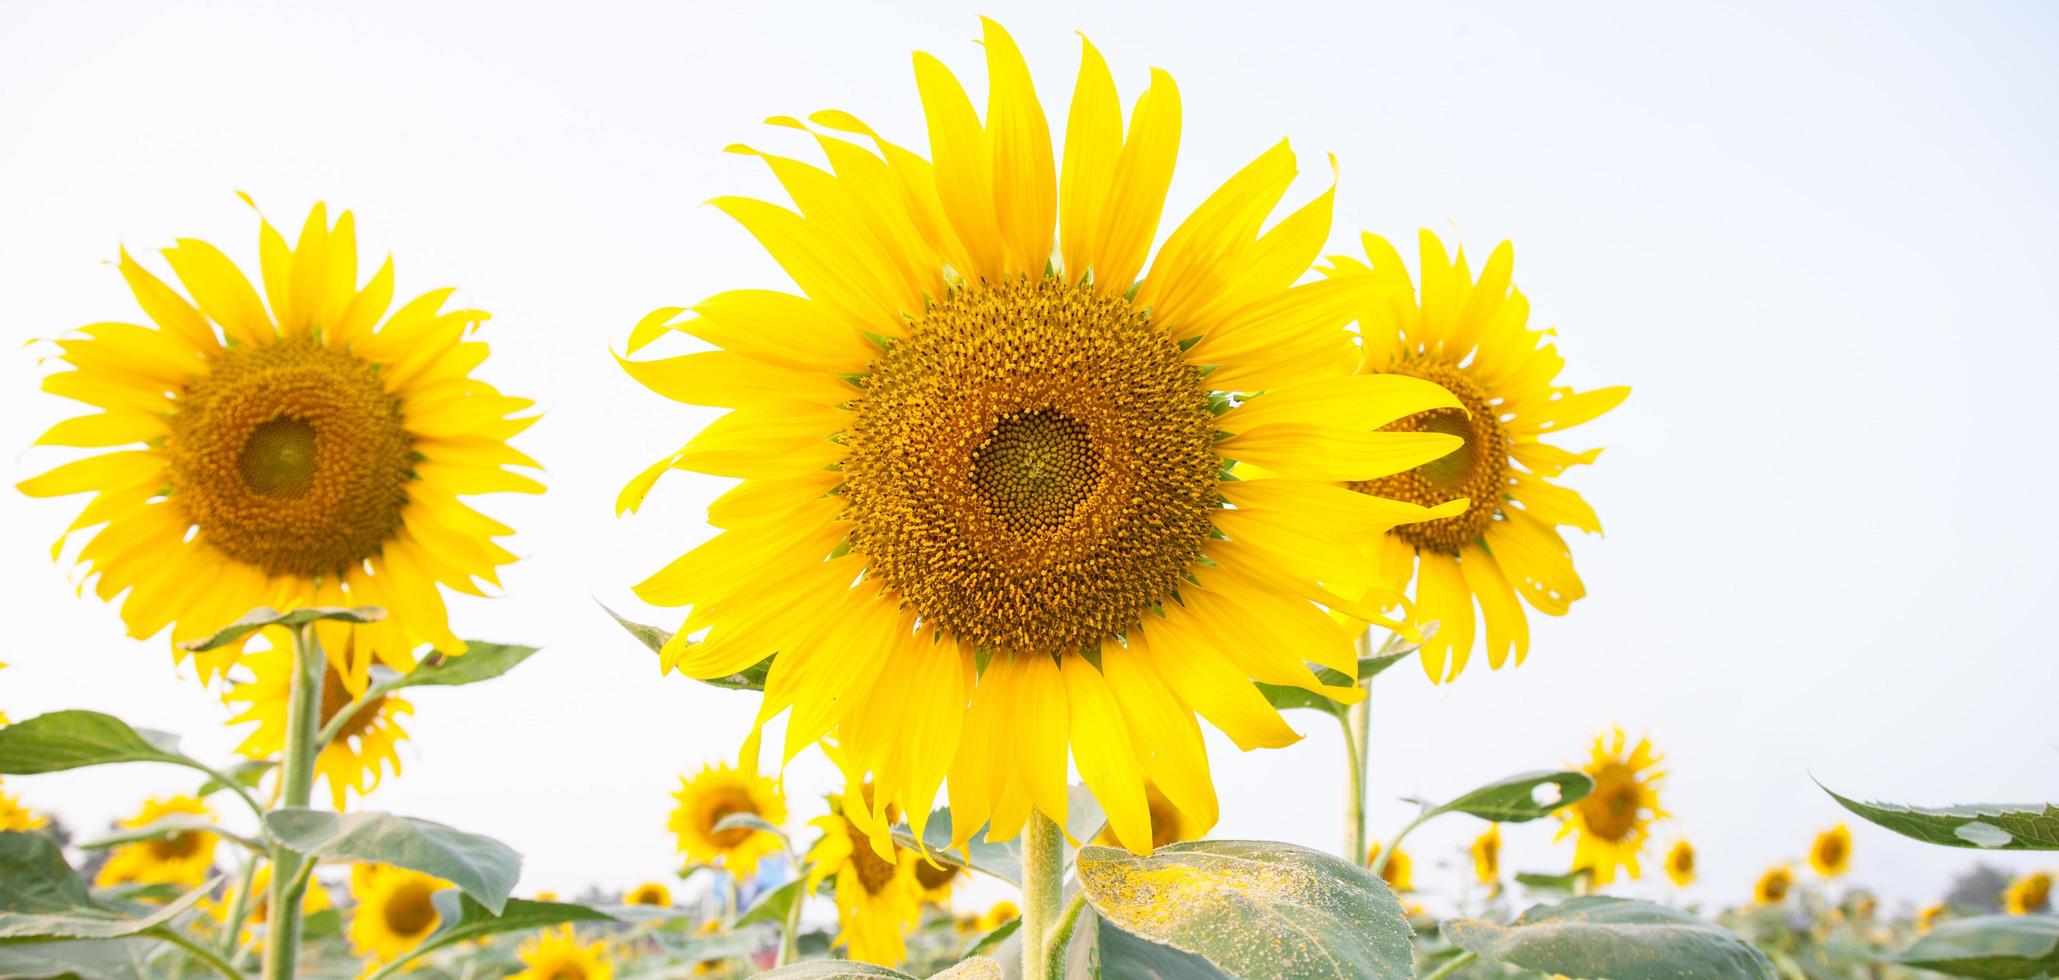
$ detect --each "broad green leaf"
[930,957,1001,979]
[0,832,214,943]
[195,758,273,799]
[265,809,521,914]
[1077,839,1414,979]
[1425,770,1595,824]
[1444,896,1776,979]
[0,938,156,980]
[735,877,805,929]
[409,893,617,963]
[891,790,1105,886]
[0,712,192,775]
[1891,914,2059,979]
[1821,784,2059,850]
[1095,913,1234,979]
[389,642,541,689]
[962,917,1018,960]
[181,605,383,652]
[1514,869,1585,894]
[753,961,916,979]
[600,603,770,691]
[1359,647,1416,680]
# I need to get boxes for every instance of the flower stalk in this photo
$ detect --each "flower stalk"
[262,623,325,980]
[1344,629,1376,865]
[1020,809,1067,979]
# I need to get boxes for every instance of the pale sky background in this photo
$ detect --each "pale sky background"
[3,0,2055,920]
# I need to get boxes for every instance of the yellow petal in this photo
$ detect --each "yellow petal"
[1058,34,1120,284]
[981,18,1056,276]
[1092,68,1180,297]
[1061,657,1150,853]
[913,51,1003,282]
[162,239,274,345]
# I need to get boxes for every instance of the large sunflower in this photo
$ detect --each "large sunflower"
[20,202,540,685]
[668,762,788,881]
[1555,727,1667,886]
[94,795,218,889]
[619,18,1461,857]
[512,925,612,980]
[805,811,923,966]
[224,646,412,810]
[348,863,450,963]
[1326,230,1627,682]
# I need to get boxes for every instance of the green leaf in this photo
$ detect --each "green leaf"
[1095,913,1234,979]
[195,758,274,799]
[1891,914,2059,979]
[1514,869,1585,894]
[600,603,769,691]
[1444,896,1777,980]
[0,711,192,775]
[0,832,215,943]
[1821,784,2059,850]
[1424,770,1595,824]
[712,812,787,845]
[387,642,541,689]
[1359,647,1415,681]
[265,809,521,914]
[180,605,383,653]
[735,878,805,929]
[891,790,1106,887]
[753,961,916,979]
[930,957,1001,979]
[1077,839,1414,979]
[1255,666,1355,721]
[962,917,1019,960]
[409,893,617,964]
[76,816,250,852]
[0,938,157,980]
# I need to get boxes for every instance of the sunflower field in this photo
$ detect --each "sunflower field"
[3,5,2055,980]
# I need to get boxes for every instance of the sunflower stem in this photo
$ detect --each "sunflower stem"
[262,623,325,980]
[152,925,245,980]
[216,851,262,958]
[1344,629,1376,865]
[1020,809,1066,980]
[1044,889,1089,980]
[1420,949,1477,980]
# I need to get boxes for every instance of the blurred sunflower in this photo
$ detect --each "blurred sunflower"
[94,796,217,888]
[1325,231,1627,682]
[0,781,45,832]
[2005,871,2051,915]
[1753,865,1794,906]
[225,646,412,810]
[512,925,612,980]
[617,18,1464,856]
[204,865,330,946]
[1664,839,1697,887]
[668,762,787,881]
[1555,727,1667,886]
[348,863,450,963]
[1917,903,1947,933]
[911,853,965,905]
[1092,782,1214,851]
[805,812,921,966]
[975,899,1020,933]
[1808,824,1852,878]
[20,202,540,685]
[1367,842,1414,893]
[1471,824,1501,886]
[623,881,673,907]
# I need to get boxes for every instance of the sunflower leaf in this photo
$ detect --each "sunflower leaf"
[1254,666,1356,721]
[1890,914,2059,978]
[408,893,617,965]
[962,917,1019,960]
[180,605,384,653]
[712,812,787,845]
[0,832,216,943]
[194,758,273,799]
[388,642,541,689]
[0,937,159,980]
[76,816,254,853]
[1076,839,1414,980]
[1444,896,1776,979]
[930,956,1002,979]
[1426,770,1595,824]
[1094,910,1236,979]
[0,711,195,776]
[753,961,916,979]
[1819,783,2059,850]
[264,809,521,914]
[599,602,770,691]
[735,877,806,929]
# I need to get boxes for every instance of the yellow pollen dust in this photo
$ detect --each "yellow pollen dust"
[842,278,1217,656]
[1351,357,1510,555]
[1578,762,1643,843]
[165,338,413,578]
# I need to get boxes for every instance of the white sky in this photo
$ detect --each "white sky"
[2,0,2055,918]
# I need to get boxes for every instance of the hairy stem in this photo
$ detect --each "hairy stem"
[1020,809,1066,979]
[261,624,324,980]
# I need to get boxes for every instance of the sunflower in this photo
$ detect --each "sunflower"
[1664,839,1697,887]
[512,925,612,980]
[1555,727,1667,886]
[1471,824,1501,886]
[20,202,540,686]
[0,782,47,832]
[204,865,331,946]
[805,812,921,966]
[623,881,673,907]
[618,17,1462,859]
[669,762,788,881]
[94,796,218,888]
[1367,843,1413,893]
[974,899,1020,933]
[1092,782,1215,852]
[348,863,450,963]
[1808,824,1852,878]
[2005,871,2052,915]
[911,852,965,905]
[224,646,412,810]
[1753,865,1794,906]
[1917,903,1947,933]
[1324,230,1627,683]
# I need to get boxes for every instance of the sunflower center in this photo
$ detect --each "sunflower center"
[148,831,203,861]
[842,278,1217,656]
[383,881,438,937]
[1578,762,1643,842]
[1816,836,1846,867]
[1671,848,1694,875]
[1351,357,1510,556]
[844,819,899,896]
[700,792,759,849]
[318,665,385,743]
[165,338,413,578]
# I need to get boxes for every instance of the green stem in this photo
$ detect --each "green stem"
[1020,809,1066,980]
[1344,629,1376,864]
[152,926,244,979]
[216,851,263,958]
[1044,889,1089,980]
[1371,811,1428,881]
[777,878,803,967]
[261,624,325,980]
[1419,949,1477,980]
